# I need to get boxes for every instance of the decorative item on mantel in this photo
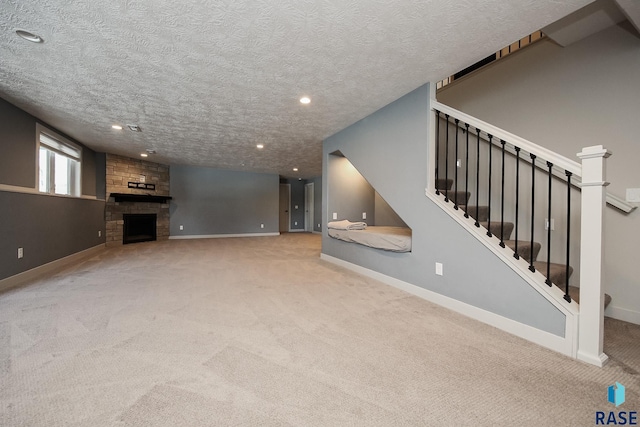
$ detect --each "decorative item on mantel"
[110,193,172,203]
[128,182,156,190]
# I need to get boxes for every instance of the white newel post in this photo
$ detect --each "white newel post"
[576,145,611,367]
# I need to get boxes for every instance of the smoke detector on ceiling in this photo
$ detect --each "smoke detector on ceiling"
[127,124,142,132]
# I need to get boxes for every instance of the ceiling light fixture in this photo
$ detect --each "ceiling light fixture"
[140,153,148,157]
[256,144,264,149]
[146,149,156,154]
[293,167,299,172]
[300,97,311,104]
[16,30,44,43]
[127,124,142,132]
[111,124,123,130]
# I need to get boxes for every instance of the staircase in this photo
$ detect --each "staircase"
[435,167,611,310]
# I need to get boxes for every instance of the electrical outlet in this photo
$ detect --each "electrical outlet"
[179,225,184,230]
[17,247,23,259]
[294,221,297,226]
[627,188,640,203]
[362,212,367,220]
[260,223,264,229]
[98,230,101,237]
[318,223,320,228]
[295,205,298,209]
[332,212,337,220]
[456,159,461,168]
[435,262,443,276]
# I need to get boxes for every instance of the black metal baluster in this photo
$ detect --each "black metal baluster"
[545,161,553,286]
[564,171,572,302]
[445,114,450,203]
[486,134,493,237]
[514,147,521,259]
[435,110,440,195]
[454,119,460,210]
[475,128,481,227]
[529,154,537,272]
[499,140,506,248]
[464,123,470,218]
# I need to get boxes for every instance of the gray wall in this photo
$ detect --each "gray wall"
[310,176,323,232]
[323,83,566,336]
[438,23,640,323]
[288,179,305,231]
[0,193,105,279]
[170,164,279,236]
[374,192,407,227]
[327,155,375,224]
[0,97,106,281]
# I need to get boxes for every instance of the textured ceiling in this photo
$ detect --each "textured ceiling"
[0,0,592,178]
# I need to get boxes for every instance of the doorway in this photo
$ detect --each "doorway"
[304,183,314,232]
[279,183,290,232]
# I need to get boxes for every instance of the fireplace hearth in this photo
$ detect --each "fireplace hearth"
[123,214,157,244]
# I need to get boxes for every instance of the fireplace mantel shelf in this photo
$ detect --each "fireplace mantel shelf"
[110,193,172,204]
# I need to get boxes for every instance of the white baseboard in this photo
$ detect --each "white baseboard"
[169,232,280,240]
[320,253,576,359]
[0,244,106,293]
[288,229,306,233]
[605,305,640,325]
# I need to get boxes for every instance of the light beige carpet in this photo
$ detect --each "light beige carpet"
[0,233,638,426]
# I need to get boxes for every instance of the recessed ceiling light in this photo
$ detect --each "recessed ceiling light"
[127,124,142,132]
[293,167,299,172]
[300,97,311,105]
[111,124,123,130]
[146,149,156,154]
[140,153,148,157]
[16,30,44,43]
[256,144,264,149]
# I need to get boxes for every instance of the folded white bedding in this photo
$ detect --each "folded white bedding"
[327,220,367,230]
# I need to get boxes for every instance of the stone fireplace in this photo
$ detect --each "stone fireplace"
[105,154,170,246]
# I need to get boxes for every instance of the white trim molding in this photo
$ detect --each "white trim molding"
[169,232,280,240]
[320,253,577,359]
[606,305,640,325]
[0,244,105,294]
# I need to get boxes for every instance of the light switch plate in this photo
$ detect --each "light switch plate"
[435,262,443,276]
[362,212,367,219]
[332,212,337,220]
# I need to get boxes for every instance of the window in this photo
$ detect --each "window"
[38,128,82,196]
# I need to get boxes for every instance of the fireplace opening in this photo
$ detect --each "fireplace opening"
[123,214,157,244]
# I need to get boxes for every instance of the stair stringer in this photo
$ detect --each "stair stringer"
[425,189,579,359]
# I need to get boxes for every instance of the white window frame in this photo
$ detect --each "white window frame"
[36,123,82,197]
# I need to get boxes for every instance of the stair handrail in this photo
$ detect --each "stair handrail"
[432,101,581,177]
[433,101,636,214]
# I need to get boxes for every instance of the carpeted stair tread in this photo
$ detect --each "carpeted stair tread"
[460,205,489,222]
[436,178,453,191]
[532,261,573,287]
[440,190,470,206]
[567,286,612,309]
[504,240,542,263]
[479,221,514,240]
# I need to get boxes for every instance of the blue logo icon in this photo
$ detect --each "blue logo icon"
[608,382,625,407]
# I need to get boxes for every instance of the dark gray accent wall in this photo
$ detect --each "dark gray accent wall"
[310,176,323,232]
[0,98,37,187]
[0,192,105,280]
[0,97,106,282]
[95,152,107,200]
[288,179,305,230]
[323,83,566,337]
[170,165,279,236]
